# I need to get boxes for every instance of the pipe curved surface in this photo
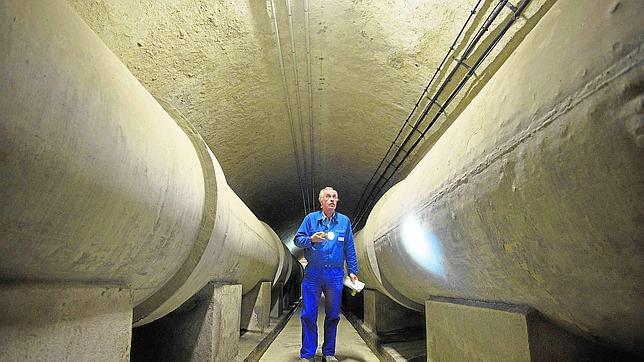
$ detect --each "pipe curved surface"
[0,0,295,327]
[355,0,644,354]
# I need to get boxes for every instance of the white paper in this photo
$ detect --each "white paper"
[343,276,365,293]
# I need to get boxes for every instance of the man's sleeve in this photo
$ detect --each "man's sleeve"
[294,215,312,249]
[344,221,358,275]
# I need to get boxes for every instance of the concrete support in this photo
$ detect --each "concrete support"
[364,289,423,334]
[270,282,284,318]
[0,283,132,361]
[131,282,242,362]
[342,286,364,319]
[425,299,623,362]
[288,280,301,306]
[241,281,272,332]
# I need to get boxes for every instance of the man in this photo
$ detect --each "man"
[294,187,359,362]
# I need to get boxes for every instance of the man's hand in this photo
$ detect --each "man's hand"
[310,231,326,243]
[349,273,358,283]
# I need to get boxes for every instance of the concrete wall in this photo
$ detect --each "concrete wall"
[64,0,551,235]
[355,0,643,355]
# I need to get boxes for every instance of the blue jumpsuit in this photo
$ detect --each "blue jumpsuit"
[294,210,358,359]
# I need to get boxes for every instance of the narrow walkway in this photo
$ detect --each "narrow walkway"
[260,298,379,362]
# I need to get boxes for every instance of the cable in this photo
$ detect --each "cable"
[353,0,484,224]
[353,0,532,228]
[270,0,308,215]
[304,0,317,212]
[286,0,312,213]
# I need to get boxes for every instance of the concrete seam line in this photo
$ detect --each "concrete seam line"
[132,99,217,326]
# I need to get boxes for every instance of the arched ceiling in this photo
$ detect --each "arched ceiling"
[67,0,549,241]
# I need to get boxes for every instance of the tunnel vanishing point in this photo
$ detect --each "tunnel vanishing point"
[1,0,642,361]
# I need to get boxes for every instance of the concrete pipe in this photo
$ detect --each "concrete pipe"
[289,253,305,286]
[355,0,643,355]
[263,221,295,289]
[132,145,292,326]
[0,0,293,328]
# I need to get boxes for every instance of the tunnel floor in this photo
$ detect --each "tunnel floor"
[259,298,379,361]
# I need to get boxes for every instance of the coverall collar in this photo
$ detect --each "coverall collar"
[317,210,337,224]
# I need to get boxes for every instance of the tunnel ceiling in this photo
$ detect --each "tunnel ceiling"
[67,0,546,238]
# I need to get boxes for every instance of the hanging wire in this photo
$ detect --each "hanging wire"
[269,0,308,215]
[353,0,531,228]
[353,0,484,225]
[304,0,318,213]
[286,0,314,214]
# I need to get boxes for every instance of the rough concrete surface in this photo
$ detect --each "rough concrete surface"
[132,282,242,362]
[1,0,206,306]
[363,289,424,334]
[425,299,635,362]
[0,283,133,362]
[354,0,644,355]
[1,0,642,359]
[241,281,272,333]
[270,282,284,318]
[64,0,540,238]
[0,0,295,332]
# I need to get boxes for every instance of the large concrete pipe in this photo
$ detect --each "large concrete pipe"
[132,146,291,326]
[0,0,293,332]
[355,0,643,355]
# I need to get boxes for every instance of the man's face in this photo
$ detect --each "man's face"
[320,190,338,213]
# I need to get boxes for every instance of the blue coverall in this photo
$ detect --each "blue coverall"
[294,210,358,359]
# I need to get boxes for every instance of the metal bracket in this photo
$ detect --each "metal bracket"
[405,123,424,136]
[427,97,446,112]
[393,143,409,154]
[453,56,479,78]
[505,1,518,13]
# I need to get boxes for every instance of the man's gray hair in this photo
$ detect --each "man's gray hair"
[318,186,338,203]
